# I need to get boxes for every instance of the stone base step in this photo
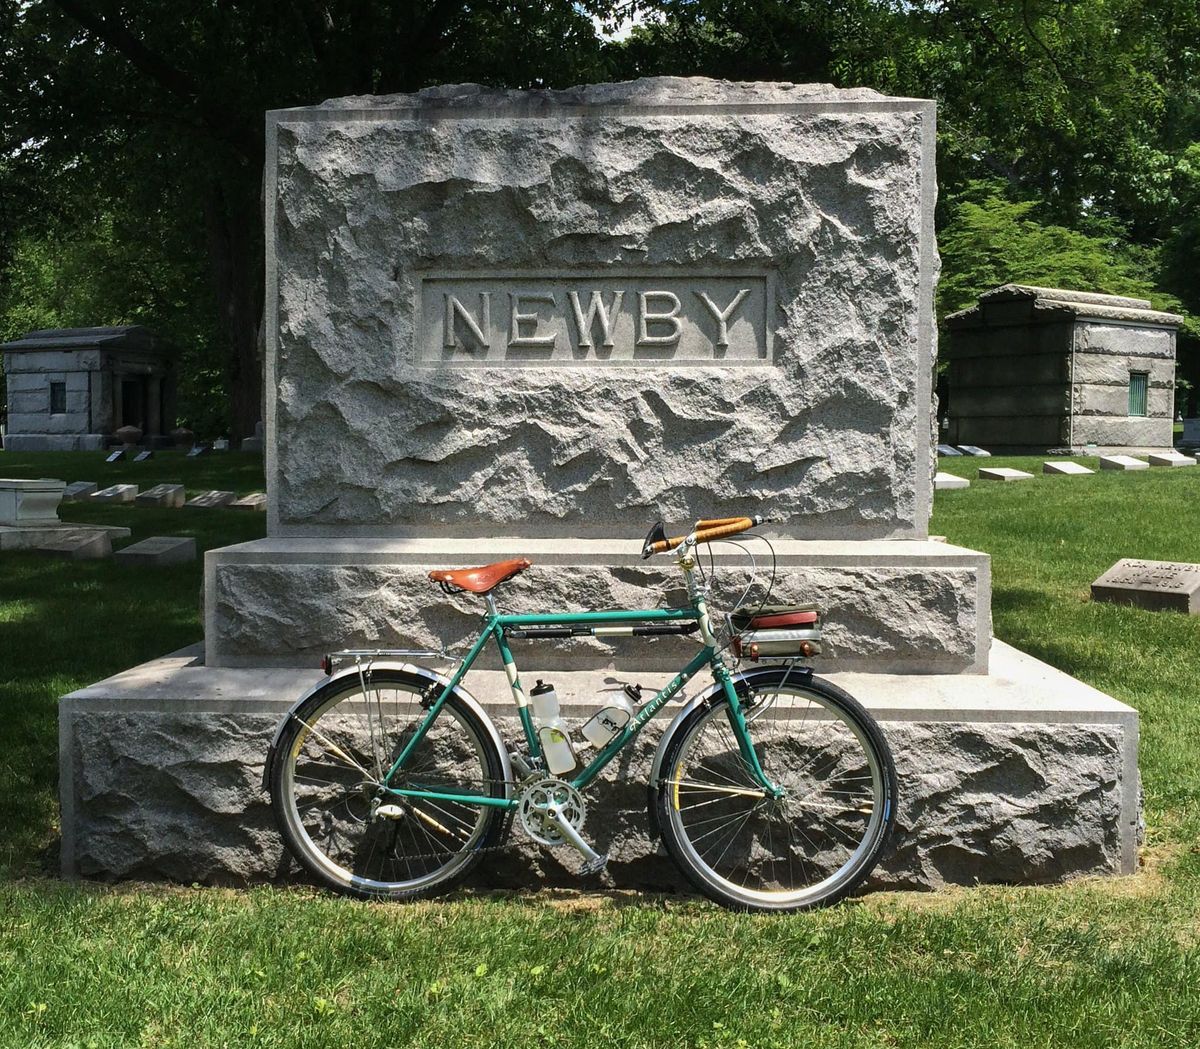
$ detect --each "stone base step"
[59,641,1138,894]
[204,537,992,675]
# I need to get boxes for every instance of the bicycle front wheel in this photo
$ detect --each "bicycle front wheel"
[654,670,897,912]
[268,669,508,900]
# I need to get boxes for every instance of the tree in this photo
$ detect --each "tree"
[1,1,617,439]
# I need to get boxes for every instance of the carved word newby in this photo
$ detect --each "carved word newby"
[417,274,770,366]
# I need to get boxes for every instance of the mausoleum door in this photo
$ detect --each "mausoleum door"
[120,377,147,430]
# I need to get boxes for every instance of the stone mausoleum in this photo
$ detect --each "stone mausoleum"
[61,80,1139,892]
[1,325,176,451]
[944,285,1181,453]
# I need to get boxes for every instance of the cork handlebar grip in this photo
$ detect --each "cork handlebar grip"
[648,516,757,554]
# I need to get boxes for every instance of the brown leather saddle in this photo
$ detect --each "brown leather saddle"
[428,557,532,594]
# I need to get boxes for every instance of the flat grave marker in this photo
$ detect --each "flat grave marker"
[91,484,138,504]
[979,467,1033,482]
[1099,455,1148,471]
[1091,558,1200,614]
[105,450,125,464]
[186,444,211,458]
[114,535,197,567]
[133,450,154,463]
[35,530,112,561]
[230,492,267,512]
[1148,451,1194,468]
[957,445,992,457]
[62,481,98,502]
[936,444,963,457]
[184,490,235,509]
[136,484,186,509]
[934,472,970,490]
[1043,461,1094,475]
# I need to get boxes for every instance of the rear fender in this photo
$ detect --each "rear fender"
[261,662,512,793]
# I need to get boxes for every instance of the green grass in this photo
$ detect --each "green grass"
[2,451,1200,1047]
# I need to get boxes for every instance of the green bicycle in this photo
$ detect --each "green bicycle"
[265,515,898,912]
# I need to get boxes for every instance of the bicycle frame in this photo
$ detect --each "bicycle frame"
[373,571,780,811]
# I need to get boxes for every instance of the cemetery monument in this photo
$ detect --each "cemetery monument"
[60,78,1140,891]
[944,285,1181,453]
[1,325,177,452]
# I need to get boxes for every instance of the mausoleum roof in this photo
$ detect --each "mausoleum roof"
[0,325,171,354]
[947,284,1182,328]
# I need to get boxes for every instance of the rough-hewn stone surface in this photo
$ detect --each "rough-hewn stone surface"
[207,560,986,673]
[64,708,1128,890]
[267,78,936,539]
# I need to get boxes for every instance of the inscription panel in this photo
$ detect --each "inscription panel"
[1091,558,1200,614]
[416,272,771,366]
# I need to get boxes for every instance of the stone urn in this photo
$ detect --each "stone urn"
[170,427,194,447]
[114,425,143,449]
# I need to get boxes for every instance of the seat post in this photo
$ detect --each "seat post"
[484,594,498,617]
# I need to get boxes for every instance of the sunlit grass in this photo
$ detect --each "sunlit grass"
[0,451,1198,1047]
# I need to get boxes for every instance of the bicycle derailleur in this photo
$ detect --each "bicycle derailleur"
[517,777,608,876]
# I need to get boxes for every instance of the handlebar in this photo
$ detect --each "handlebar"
[641,515,765,559]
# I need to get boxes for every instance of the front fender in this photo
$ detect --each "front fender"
[261,661,512,793]
[646,664,814,828]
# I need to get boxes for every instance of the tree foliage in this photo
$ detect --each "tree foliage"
[1,0,1199,429]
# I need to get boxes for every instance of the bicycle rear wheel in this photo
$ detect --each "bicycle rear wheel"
[268,669,509,900]
[654,669,897,912]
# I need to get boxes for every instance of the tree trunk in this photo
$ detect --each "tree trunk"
[204,176,264,443]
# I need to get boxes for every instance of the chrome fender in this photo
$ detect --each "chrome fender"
[646,664,813,828]
[262,661,513,794]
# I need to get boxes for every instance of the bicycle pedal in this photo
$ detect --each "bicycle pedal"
[578,853,609,877]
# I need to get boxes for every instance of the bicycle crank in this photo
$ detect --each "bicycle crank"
[517,778,608,875]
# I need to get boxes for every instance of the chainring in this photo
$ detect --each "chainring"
[517,777,588,847]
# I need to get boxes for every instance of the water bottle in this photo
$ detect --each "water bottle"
[529,679,577,775]
[581,687,636,747]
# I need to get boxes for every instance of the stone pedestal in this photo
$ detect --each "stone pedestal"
[0,477,66,526]
[204,538,991,675]
[58,642,1139,889]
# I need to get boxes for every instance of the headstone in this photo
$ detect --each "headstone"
[978,467,1033,481]
[186,444,211,458]
[937,444,963,457]
[136,483,186,508]
[171,427,195,447]
[957,445,992,457]
[1182,418,1200,445]
[91,484,138,503]
[184,490,236,509]
[212,438,230,451]
[62,481,98,502]
[105,450,125,464]
[229,492,267,512]
[934,472,970,490]
[241,422,265,454]
[35,530,112,561]
[1091,558,1200,614]
[1147,451,1194,468]
[0,478,66,525]
[1098,455,1149,471]
[114,535,197,567]
[1043,461,1094,475]
[133,450,154,463]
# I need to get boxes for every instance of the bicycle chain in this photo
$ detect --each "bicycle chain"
[366,777,657,866]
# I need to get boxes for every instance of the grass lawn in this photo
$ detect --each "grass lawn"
[2,451,1200,1047]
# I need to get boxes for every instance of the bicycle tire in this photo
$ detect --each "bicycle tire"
[653,669,897,912]
[268,669,509,900]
